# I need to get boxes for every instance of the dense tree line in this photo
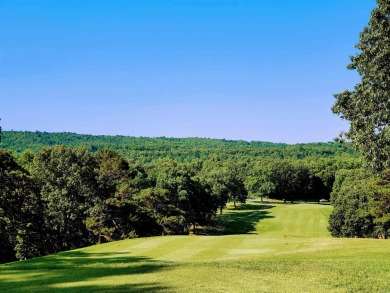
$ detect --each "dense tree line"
[245,157,361,203]
[1,131,357,163]
[1,146,243,263]
[1,143,363,263]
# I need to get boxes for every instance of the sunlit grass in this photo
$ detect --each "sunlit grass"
[1,202,389,292]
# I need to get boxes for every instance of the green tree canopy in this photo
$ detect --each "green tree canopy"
[332,0,390,172]
[0,150,42,262]
[328,168,390,238]
[30,146,98,252]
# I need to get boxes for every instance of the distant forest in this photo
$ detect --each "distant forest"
[1,131,358,162]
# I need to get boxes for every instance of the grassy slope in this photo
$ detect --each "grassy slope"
[1,203,389,292]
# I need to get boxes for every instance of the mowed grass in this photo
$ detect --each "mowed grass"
[1,202,389,292]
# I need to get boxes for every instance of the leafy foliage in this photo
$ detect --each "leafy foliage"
[0,150,42,262]
[328,169,390,238]
[29,146,98,253]
[1,131,357,163]
[332,0,390,172]
[0,126,382,264]
[330,0,390,239]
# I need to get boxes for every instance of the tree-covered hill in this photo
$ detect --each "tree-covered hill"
[0,131,357,162]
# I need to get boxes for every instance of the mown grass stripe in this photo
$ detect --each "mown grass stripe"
[1,202,388,293]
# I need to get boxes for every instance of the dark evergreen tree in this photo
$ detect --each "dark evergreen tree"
[0,150,43,262]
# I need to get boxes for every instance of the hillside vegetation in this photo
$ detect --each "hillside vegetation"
[1,139,365,264]
[1,202,389,293]
[1,130,387,266]
[1,131,357,162]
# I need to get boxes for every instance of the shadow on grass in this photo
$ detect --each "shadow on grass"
[0,250,173,292]
[199,203,275,235]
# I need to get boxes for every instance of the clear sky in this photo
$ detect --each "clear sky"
[0,0,377,143]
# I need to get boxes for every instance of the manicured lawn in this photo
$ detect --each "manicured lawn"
[1,202,389,292]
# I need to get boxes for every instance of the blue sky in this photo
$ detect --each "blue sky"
[0,0,377,143]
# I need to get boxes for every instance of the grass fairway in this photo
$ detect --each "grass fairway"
[1,202,389,292]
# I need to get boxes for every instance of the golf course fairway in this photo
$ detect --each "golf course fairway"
[1,202,389,292]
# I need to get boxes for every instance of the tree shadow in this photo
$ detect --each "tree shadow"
[199,204,275,235]
[0,251,173,292]
[230,203,272,211]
